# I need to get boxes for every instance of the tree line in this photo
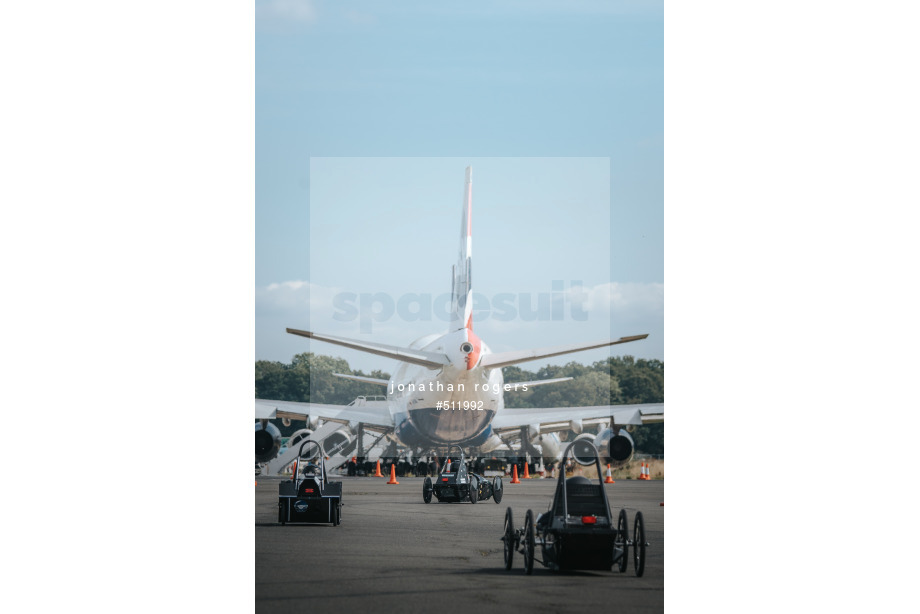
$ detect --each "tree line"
[256,353,663,454]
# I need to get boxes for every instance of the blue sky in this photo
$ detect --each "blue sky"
[255,0,664,371]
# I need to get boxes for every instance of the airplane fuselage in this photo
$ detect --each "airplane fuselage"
[388,329,504,448]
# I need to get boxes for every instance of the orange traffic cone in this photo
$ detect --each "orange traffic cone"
[510,464,521,484]
[639,462,650,480]
[386,463,400,485]
[523,463,531,479]
[604,464,615,484]
[373,459,384,477]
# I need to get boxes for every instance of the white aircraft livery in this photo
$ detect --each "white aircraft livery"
[255,167,663,468]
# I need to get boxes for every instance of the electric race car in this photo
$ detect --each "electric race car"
[278,439,343,526]
[501,440,648,576]
[422,444,504,504]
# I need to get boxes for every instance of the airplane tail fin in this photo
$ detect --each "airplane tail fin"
[450,166,473,332]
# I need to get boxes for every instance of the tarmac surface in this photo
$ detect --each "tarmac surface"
[256,474,663,613]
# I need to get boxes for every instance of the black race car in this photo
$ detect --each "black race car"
[501,440,648,576]
[278,440,343,526]
[423,444,503,504]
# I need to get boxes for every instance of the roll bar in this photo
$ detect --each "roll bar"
[295,439,327,484]
[556,440,613,527]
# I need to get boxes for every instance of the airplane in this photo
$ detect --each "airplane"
[255,167,663,472]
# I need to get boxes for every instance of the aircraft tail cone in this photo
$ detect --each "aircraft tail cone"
[510,464,521,484]
[386,464,400,485]
[373,459,384,478]
[604,464,615,484]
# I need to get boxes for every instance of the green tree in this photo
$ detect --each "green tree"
[254,360,287,399]
[632,423,664,455]
[502,365,537,408]
[529,370,618,408]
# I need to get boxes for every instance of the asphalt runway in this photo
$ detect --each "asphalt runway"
[255,475,664,613]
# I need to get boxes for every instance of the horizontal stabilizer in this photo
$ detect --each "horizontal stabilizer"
[333,373,390,386]
[286,328,449,369]
[503,377,573,390]
[480,334,649,369]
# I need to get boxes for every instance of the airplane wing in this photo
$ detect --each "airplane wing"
[503,377,573,390]
[332,373,389,386]
[254,398,395,429]
[490,402,664,432]
[480,335,649,369]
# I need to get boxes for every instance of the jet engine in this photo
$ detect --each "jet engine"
[477,433,506,454]
[255,421,282,463]
[521,429,562,462]
[570,433,599,465]
[534,432,562,460]
[593,427,635,467]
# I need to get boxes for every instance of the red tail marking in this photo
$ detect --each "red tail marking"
[466,328,482,370]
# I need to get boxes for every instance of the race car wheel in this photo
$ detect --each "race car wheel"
[469,476,478,504]
[492,477,503,504]
[615,509,628,572]
[523,509,535,575]
[633,511,646,577]
[423,477,433,504]
[503,507,514,570]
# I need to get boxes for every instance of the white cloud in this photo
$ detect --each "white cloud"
[256,279,339,316]
[255,0,316,24]
[257,279,663,326]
